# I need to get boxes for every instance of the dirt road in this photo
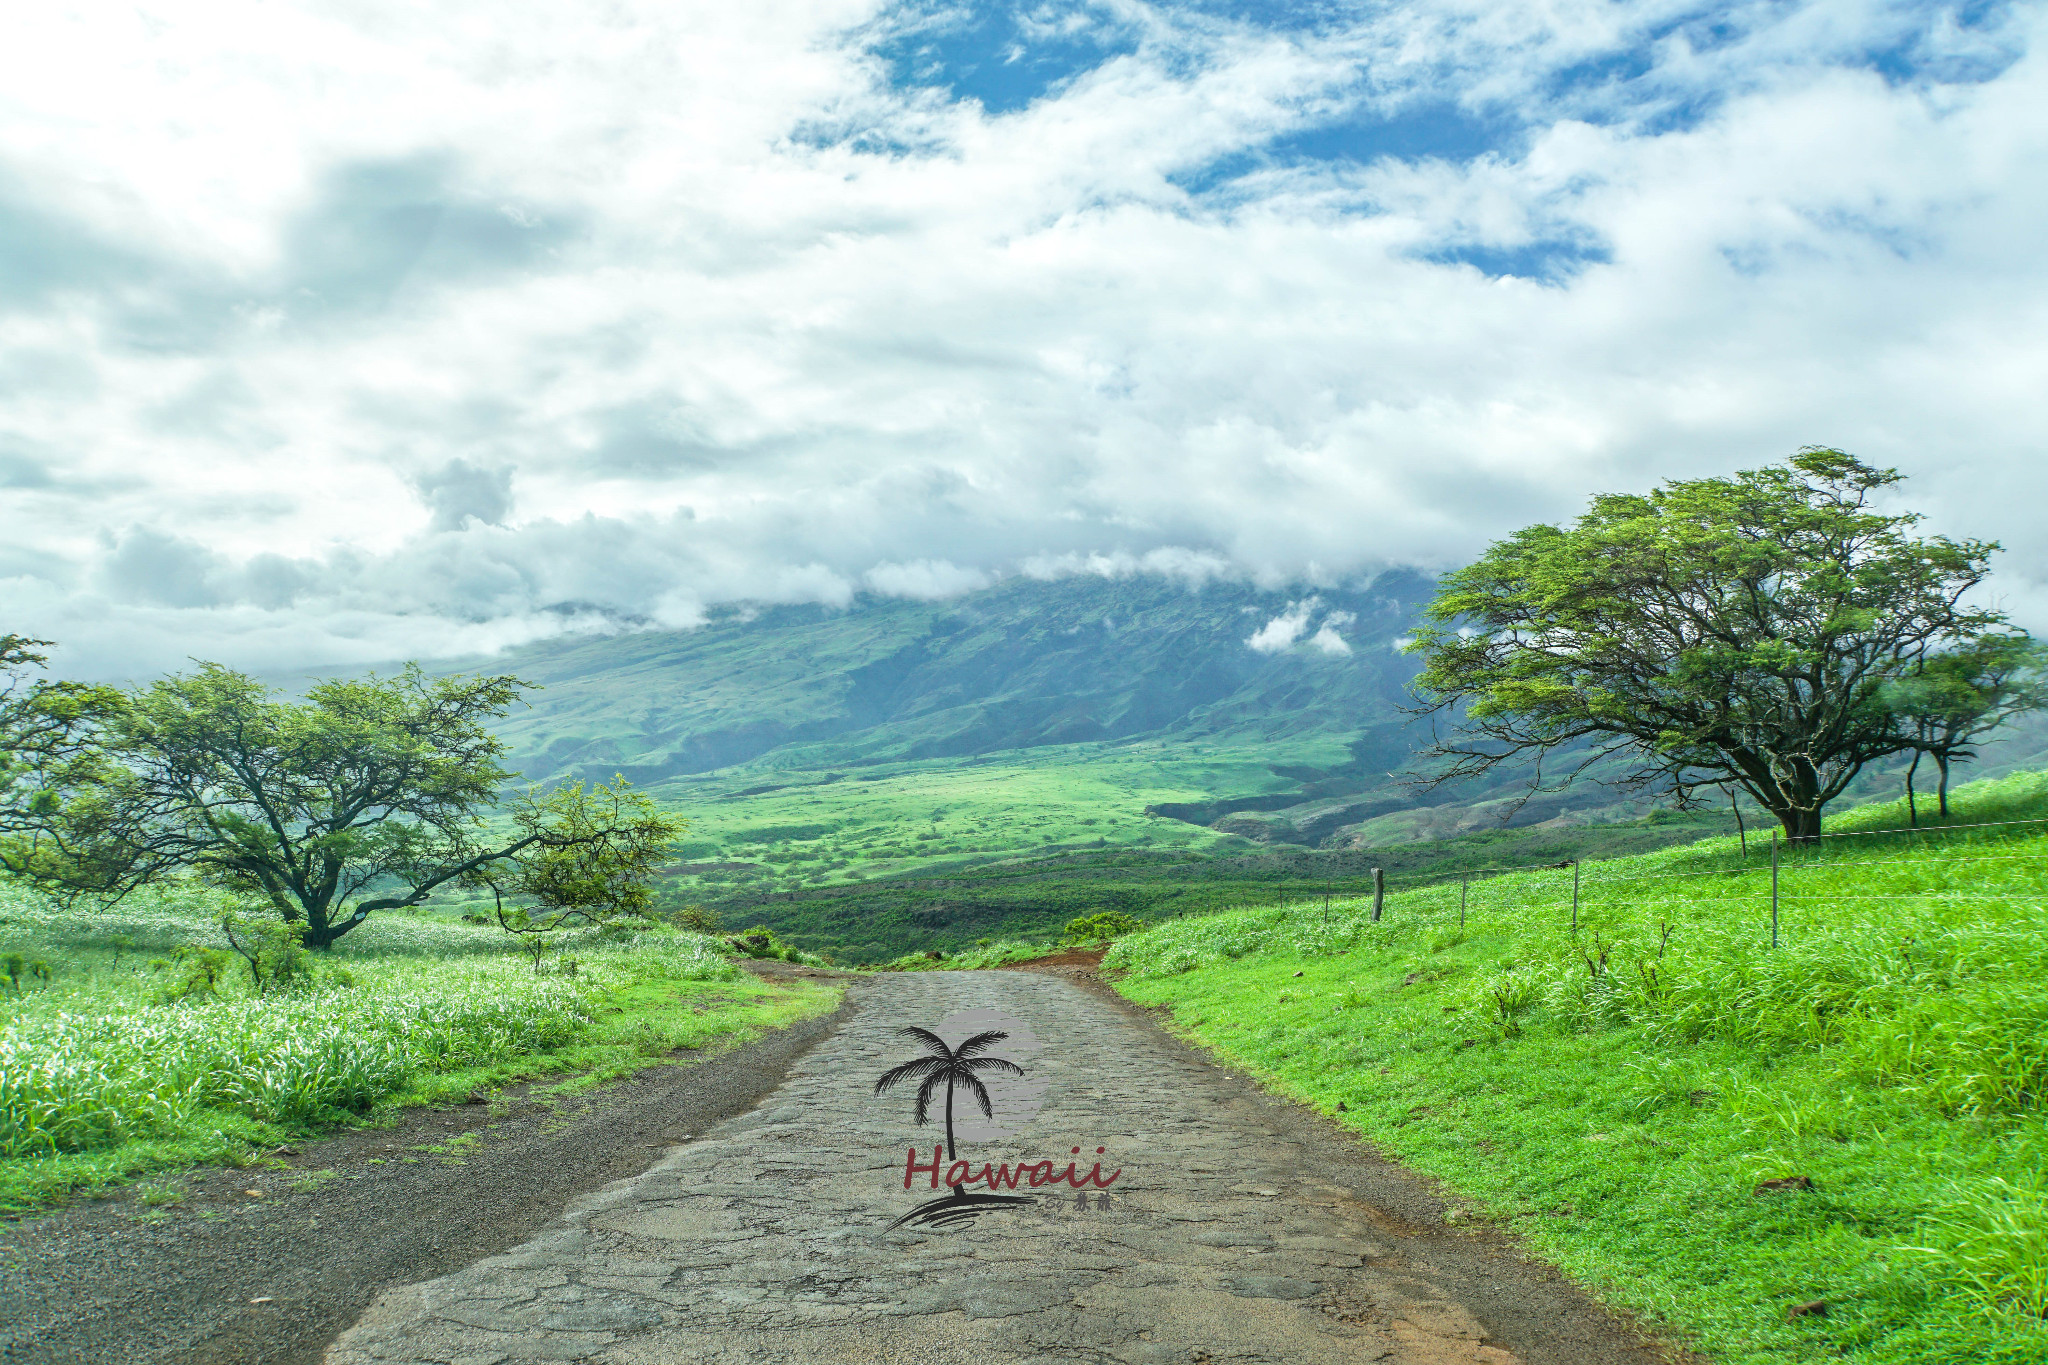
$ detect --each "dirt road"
[326,970,1670,1365]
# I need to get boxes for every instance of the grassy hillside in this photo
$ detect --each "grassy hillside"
[1104,769,2048,1365]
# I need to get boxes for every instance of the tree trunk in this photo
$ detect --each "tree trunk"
[300,896,374,951]
[1936,753,1951,819]
[303,907,336,951]
[943,1075,960,1192]
[1775,805,1823,844]
[1905,751,1920,828]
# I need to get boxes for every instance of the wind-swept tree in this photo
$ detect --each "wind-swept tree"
[463,777,685,971]
[1405,449,2031,841]
[873,1026,1023,1189]
[0,660,684,948]
[1887,634,2048,821]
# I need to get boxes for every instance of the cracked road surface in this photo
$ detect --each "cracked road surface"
[326,971,1669,1365]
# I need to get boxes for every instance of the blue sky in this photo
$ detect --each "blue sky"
[1,0,2044,675]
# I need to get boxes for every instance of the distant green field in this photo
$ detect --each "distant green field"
[1106,770,2048,1365]
[656,748,1752,960]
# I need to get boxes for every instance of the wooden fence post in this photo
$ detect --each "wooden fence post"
[1771,833,1780,949]
[1371,868,1385,923]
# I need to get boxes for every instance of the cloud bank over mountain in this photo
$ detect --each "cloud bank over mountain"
[3,0,2044,677]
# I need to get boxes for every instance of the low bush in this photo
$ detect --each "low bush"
[1062,910,1147,944]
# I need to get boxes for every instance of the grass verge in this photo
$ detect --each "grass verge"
[1,894,841,1215]
[1106,770,2048,1365]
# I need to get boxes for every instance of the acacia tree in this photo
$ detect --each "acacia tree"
[1405,449,2029,842]
[0,637,123,842]
[1886,635,2048,822]
[463,778,684,972]
[0,660,683,948]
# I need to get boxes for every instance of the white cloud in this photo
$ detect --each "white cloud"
[1020,546,1237,585]
[1309,609,1356,655]
[864,558,992,599]
[1247,596,1320,653]
[2,0,2045,677]
[1247,598,1356,654]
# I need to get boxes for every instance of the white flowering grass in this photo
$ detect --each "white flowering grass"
[1,881,740,1166]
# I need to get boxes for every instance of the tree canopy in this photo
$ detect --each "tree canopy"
[0,636,123,848]
[1884,633,2048,820]
[0,660,684,948]
[1405,449,2037,840]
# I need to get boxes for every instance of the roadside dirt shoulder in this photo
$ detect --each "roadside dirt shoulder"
[0,986,858,1365]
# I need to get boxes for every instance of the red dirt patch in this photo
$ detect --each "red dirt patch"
[996,947,1107,970]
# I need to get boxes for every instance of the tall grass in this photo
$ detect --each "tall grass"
[0,882,738,1164]
[1107,769,2048,1364]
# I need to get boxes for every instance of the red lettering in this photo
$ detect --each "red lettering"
[904,1145,945,1190]
[899,1145,1121,1194]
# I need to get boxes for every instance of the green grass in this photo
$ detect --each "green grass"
[0,883,841,1213]
[1105,769,2048,1365]
[651,738,1299,887]
[680,796,1759,963]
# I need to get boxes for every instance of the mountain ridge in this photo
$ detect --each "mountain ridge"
[454,570,1433,790]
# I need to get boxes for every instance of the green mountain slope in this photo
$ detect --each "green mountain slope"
[470,571,1429,787]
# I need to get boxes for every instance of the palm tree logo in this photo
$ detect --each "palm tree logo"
[874,1025,1032,1230]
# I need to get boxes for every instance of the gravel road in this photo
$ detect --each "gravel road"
[326,969,1671,1365]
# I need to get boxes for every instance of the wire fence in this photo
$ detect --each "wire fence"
[1172,815,2048,948]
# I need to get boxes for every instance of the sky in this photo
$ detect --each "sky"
[2,0,2044,678]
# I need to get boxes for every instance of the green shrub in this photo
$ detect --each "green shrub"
[669,903,722,933]
[725,925,788,959]
[220,915,311,997]
[148,946,230,1004]
[0,953,49,996]
[1063,910,1146,944]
